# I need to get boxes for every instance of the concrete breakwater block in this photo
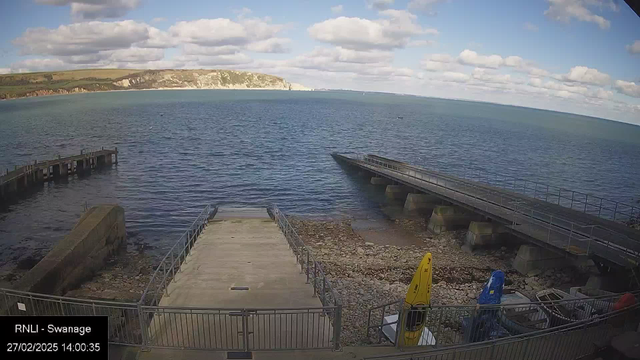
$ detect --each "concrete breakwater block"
[371,177,393,185]
[428,206,479,234]
[512,245,566,275]
[13,205,126,295]
[404,193,439,214]
[385,185,411,200]
[465,221,509,249]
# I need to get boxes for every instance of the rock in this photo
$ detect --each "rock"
[364,242,374,246]
[527,269,542,277]
[525,285,533,291]
[356,247,365,254]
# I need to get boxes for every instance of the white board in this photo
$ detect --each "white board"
[381,314,436,346]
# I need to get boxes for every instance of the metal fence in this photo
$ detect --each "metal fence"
[350,154,640,264]
[0,287,142,345]
[139,205,214,307]
[366,291,638,349]
[364,302,640,360]
[141,305,338,351]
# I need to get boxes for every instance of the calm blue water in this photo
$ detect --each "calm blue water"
[1,90,640,268]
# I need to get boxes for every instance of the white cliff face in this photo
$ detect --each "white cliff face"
[111,70,313,91]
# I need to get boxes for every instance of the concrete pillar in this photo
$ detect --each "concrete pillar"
[35,168,44,183]
[385,185,411,201]
[427,205,479,234]
[76,159,85,173]
[59,162,68,177]
[9,179,18,193]
[404,193,439,214]
[115,148,118,164]
[105,154,113,166]
[52,164,60,178]
[512,245,566,275]
[371,177,393,185]
[465,222,508,249]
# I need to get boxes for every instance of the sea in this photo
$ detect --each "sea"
[1,89,639,269]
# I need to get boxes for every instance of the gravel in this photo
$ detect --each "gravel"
[289,217,591,345]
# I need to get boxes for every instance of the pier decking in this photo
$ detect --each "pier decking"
[333,153,640,269]
[0,148,118,201]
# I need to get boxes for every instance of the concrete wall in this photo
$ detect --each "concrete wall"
[428,205,481,234]
[13,205,126,295]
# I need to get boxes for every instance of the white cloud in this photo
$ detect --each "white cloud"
[366,0,394,10]
[458,49,503,68]
[614,80,640,98]
[408,40,435,47]
[13,21,156,56]
[169,18,283,48]
[331,5,343,14]
[152,17,166,23]
[107,47,164,63]
[471,68,517,84]
[10,58,68,72]
[420,53,458,71]
[0,68,12,74]
[627,40,640,55]
[544,0,618,30]
[559,66,610,85]
[182,44,239,56]
[308,10,431,50]
[441,71,470,83]
[36,0,141,20]
[408,0,446,14]
[246,38,292,53]
[523,22,539,31]
[181,53,253,66]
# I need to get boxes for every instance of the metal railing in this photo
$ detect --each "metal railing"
[367,154,640,223]
[139,205,214,306]
[366,291,637,349]
[364,301,640,359]
[141,305,338,351]
[271,205,342,309]
[0,287,142,345]
[271,204,343,349]
[348,154,640,265]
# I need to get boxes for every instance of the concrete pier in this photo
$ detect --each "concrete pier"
[385,185,411,201]
[512,244,567,275]
[404,193,439,214]
[371,176,393,185]
[0,147,117,202]
[427,205,480,234]
[465,221,508,249]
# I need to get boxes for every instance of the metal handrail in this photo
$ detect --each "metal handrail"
[270,204,342,307]
[353,155,639,260]
[139,204,213,306]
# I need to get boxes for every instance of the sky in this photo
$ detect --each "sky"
[0,0,639,124]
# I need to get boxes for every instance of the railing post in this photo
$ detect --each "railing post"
[313,262,317,297]
[614,202,618,221]
[584,194,588,213]
[395,305,404,348]
[138,303,149,348]
[598,198,603,217]
[241,309,250,352]
[306,250,310,284]
[333,305,342,351]
[568,223,573,249]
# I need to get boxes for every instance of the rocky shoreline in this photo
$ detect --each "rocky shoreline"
[289,217,592,346]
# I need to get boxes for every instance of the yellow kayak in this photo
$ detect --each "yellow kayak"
[401,252,432,346]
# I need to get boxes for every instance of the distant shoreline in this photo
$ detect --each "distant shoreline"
[0,86,315,101]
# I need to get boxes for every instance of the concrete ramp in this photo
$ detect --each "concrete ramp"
[147,206,333,350]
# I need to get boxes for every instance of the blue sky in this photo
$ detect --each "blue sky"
[1,0,639,123]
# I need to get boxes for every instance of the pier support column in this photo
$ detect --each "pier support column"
[465,222,508,250]
[512,245,566,275]
[427,206,479,234]
[105,154,112,166]
[35,168,44,183]
[404,193,440,215]
[385,185,411,201]
[59,162,68,177]
[52,164,61,178]
[371,176,393,185]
